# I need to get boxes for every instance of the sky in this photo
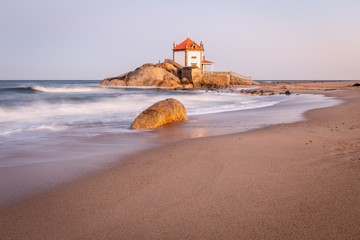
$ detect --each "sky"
[0,0,359,80]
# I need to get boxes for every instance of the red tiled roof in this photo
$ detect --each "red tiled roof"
[202,59,214,64]
[173,38,202,50]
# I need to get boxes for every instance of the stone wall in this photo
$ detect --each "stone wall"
[180,67,203,87]
[201,74,231,88]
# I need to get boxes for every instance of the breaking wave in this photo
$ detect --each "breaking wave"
[31,86,112,93]
[0,86,39,93]
[0,88,283,136]
[0,86,116,94]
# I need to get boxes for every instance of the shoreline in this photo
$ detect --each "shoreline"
[0,88,340,206]
[0,81,359,239]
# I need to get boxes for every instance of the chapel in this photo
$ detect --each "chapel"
[173,38,214,71]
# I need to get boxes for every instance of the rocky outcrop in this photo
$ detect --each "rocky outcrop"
[156,62,179,76]
[100,63,182,88]
[131,98,187,129]
[100,62,258,89]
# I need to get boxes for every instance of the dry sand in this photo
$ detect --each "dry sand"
[0,81,359,239]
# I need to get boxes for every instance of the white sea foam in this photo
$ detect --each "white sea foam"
[31,85,162,93]
[0,89,283,136]
[32,86,113,93]
[232,86,260,90]
[0,125,69,136]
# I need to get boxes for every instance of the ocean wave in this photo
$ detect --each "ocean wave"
[0,86,39,93]
[101,85,162,89]
[0,124,69,136]
[0,92,279,122]
[0,86,117,94]
[0,89,284,136]
[188,101,279,115]
[31,86,110,93]
[232,86,260,90]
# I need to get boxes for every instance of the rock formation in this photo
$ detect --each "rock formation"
[100,63,182,88]
[100,61,258,89]
[131,98,187,129]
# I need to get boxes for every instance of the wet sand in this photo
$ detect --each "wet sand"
[0,81,359,239]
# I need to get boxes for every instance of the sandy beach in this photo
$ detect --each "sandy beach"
[0,81,359,239]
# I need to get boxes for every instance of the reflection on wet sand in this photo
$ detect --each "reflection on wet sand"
[153,120,210,140]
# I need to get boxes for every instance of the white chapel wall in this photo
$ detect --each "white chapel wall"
[174,51,185,66]
[187,51,201,68]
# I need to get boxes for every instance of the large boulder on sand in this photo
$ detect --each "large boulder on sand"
[131,98,188,129]
[100,63,182,88]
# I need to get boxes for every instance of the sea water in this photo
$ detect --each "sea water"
[0,80,341,166]
[0,81,275,137]
[0,80,341,204]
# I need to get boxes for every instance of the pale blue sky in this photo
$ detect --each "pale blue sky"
[0,0,359,80]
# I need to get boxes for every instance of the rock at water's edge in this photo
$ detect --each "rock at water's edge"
[100,61,258,89]
[100,63,182,88]
[131,98,188,129]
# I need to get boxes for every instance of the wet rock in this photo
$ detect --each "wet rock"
[130,98,188,129]
[180,77,194,89]
[285,90,292,95]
